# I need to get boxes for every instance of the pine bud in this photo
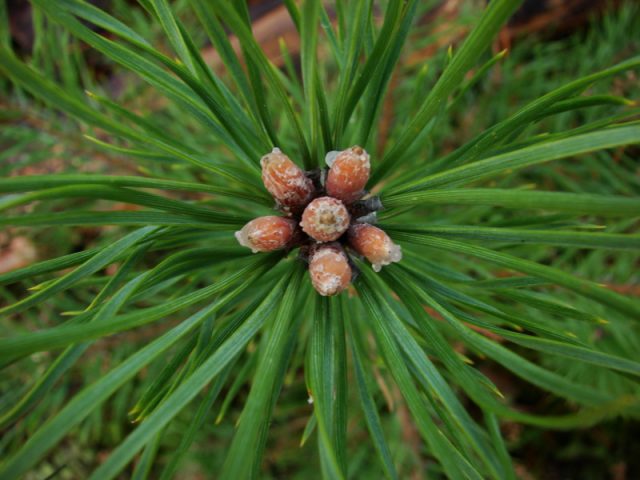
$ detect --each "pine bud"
[300,196,350,242]
[309,243,352,296]
[235,216,298,253]
[325,145,370,204]
[348,223,402,272]
[261,148,315,211]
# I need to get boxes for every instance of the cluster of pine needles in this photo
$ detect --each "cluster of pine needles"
[0,0,639,478]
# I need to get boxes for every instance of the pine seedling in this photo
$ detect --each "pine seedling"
[0,1,639,478]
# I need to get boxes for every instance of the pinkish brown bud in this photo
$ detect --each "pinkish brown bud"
[235,216,298,253]
[348,223,402,272]
[309,243,352,296]
[325,145,370,204]
[300,196,350,242]
[261,148,315,211]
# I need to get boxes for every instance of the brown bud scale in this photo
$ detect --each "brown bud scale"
[309,244,352,296]
[300,196,350,242]
[261,148,315,211]
[348,223,402,272]
[325,146,370,204]
[235,216,297,253]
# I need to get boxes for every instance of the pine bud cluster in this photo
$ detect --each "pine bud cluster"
[235,146,402,296]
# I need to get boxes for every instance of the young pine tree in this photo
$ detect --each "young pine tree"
[1,1,639,478]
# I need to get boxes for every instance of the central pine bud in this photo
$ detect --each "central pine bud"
[300,196,350,242]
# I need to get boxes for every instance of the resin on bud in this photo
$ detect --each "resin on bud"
[309,243,352,296]
[235,216,298,253]
[300,196,350,242]
[325,145,370,204]
[348,223,402,272]
[261,147,315,211]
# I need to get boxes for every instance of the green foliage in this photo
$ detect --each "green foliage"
[1,0,639,478]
